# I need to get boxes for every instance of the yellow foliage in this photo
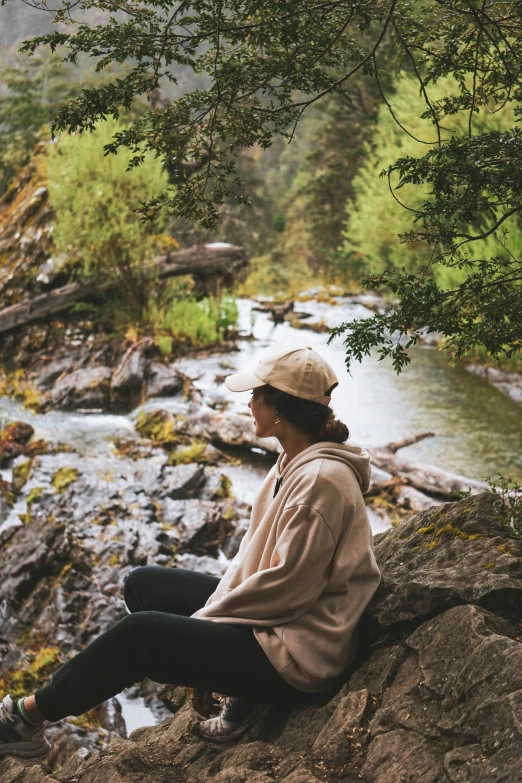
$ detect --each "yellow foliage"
[168,442,208,466]
[51,467,79,493]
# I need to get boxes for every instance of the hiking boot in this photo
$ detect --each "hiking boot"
[0,695,51,758]
[198,695,273,742]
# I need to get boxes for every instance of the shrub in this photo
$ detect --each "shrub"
[47,118,169,317]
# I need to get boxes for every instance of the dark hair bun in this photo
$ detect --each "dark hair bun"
[317,414,349,443]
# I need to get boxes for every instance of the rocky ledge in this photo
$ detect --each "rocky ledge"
[0,484,521,782]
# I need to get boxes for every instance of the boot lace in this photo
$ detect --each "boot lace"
[0,698,15,725]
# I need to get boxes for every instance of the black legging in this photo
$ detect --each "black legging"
[34,566,320,723]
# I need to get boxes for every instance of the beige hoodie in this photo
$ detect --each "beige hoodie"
[190,441,381,693]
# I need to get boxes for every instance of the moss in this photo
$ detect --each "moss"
[418,523,436,535]
[423,541,439,550]
[26,486,45,505]
[0,479,16,506]
[484,560,495,569]
[0,371,42,411]
[434,523,484,542]
[215,473,233,499]
[51,466,79,493]
[22,387,42,412]
[18,513,31,525]
[0,647,61,700]
[136,410,178,446]
[108,553,120,566]
[168,441,207,466]
[11,459,32,491]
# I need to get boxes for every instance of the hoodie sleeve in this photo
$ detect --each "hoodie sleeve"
[190,504,335,626]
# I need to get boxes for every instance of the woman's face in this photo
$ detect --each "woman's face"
[247,386,279,438]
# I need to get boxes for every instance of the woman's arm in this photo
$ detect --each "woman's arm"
[191,504,336,626]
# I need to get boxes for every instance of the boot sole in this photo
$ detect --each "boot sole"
[0,740,51,758]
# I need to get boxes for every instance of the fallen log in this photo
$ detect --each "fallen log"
[368,432,488,500]
[253,299,294,324]
[0,242,246,335]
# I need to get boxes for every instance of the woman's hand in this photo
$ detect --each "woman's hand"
[190,688,221,719]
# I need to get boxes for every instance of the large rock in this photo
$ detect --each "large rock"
[37,358,73,390]
[2,493,522,783]
[111,347,146,400]
[366,493,522,640]
[50,366,112,410]
[146,363,183,397]
[161,497,226,554]
[181,408,281,454]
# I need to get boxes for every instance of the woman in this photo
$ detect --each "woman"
[0,345,381,754]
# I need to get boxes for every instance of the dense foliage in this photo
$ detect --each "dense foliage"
[3,0,522,368]
[47,118,169,317]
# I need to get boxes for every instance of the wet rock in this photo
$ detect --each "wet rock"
[50,366,112,410]
[0,421,35,467]
[182,408,280,454]
[367,492,522,640]
[161,498,225,554]
[158,463,206,499]
[37,358,74,390]
[111,347,146,400]
[146,363,183,397]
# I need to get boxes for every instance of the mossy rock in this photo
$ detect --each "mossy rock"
[135,409,179,446]
[0,647,61,701]
[51,466,80,493]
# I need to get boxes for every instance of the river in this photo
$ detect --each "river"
[1,296,521,492]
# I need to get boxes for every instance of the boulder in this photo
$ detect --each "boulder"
[146,363,183,397]
[366,492,522,640]
[50,366,112,410]
[111,348,146,399]
[37,358,73,390]
[158,463,206,499]
[0,421,35,467]
[161,498,225,554]
[181,409,280,454]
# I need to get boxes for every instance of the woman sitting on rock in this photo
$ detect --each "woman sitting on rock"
[0,345,381,753]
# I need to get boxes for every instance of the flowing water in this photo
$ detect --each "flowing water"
[1,296,521,486]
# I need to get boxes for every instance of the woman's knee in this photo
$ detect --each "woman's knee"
[123,566,155,611]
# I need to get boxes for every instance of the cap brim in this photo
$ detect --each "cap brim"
[225,369,265,392]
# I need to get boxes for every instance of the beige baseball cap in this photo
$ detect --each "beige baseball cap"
[225,345,338,406]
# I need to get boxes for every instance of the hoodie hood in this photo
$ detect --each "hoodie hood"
[275,441,371,494]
